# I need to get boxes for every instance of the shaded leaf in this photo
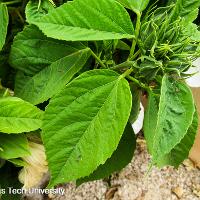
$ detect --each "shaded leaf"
[143,91,159,154]
[157,109,198,168]
[152,75,195,160]
[26,0,55,23]
[129,83,141,123]
[14,48,90,105]
[0,3,8,51]
[184,22,200,42]
[0,134,30,159]
[10,25,90,104]
[170,0,200,21]
[10,25,86,76]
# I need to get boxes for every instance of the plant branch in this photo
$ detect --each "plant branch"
[121,68,134,78]
[128,11,141,60]
[129,49,141,61]
[111,61,137,70]
[127,75,150,91]
[90,49,107,69]
[3,0,21,5]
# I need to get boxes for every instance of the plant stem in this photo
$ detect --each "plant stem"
[121,68,134,78]
[90,49,107,69]
[129,49,141,61]
[111,61,136,70]
[127,75,150,91]
[128,12,141,60]
[3,0,21,5]
[3,89,9,97]
[15,9,24,24]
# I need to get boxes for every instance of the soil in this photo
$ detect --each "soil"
[49,139,200,200]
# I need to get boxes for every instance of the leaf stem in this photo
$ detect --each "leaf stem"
[3,0,21,5]
[128,11,141,60]
[111,61,136,70]
[129,49,141,61]
[121,68,134,78]
[127,75,150,91]
[3,89,9,97]
[90,49,107,69]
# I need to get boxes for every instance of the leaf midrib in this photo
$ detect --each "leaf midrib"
[52,79,120,182]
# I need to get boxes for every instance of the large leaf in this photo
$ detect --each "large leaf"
[26,0,55,23]
[0,134,30,159]
[170,0,200,21]
[156,109,198,168]
[15,48,90,105]
[0,3,8,51]
[32,0,134,41]
[143,91,159,154]
[9,25,86,75]
[117,0,150,12]
[42,69,132,187]
[0,97,43,134]
[77,123,136,185]
[184,22,200,42]
[10,25,90,104]
[152,75,195,161]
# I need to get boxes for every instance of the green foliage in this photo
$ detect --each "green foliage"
[0,97,43,133]
[0,134,30,159]
[26,0,55,23]
[143,91,159,154]
[117,0,150,12]
[152,75,195,161]
[0,0,199,192]
[170,0,200,21]
[77,123,136,185]
[42,69,132,187]
[157,109,198,168]
[0,3,8,51]
[129,83,141,123]
[32,0,134,41]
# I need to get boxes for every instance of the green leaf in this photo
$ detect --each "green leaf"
[129,83,141,123]
[117,0,150,12]
[26,0,55,23]
[184,23,200,42]
[116,40,130,51]
[0,97,43,134]
[156,109,198,168]
[16,48,90,105]
[10,25,86,76]
[143,91,159,154]
[0,3,8,51]
[170,0,200,21]
[42,69,132,187]
[33,0,134,41]
[77,123,136,185]
[152,75,195,160]
[8,158,27,167]
[0,134,30,159]
[10,25,91,104]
